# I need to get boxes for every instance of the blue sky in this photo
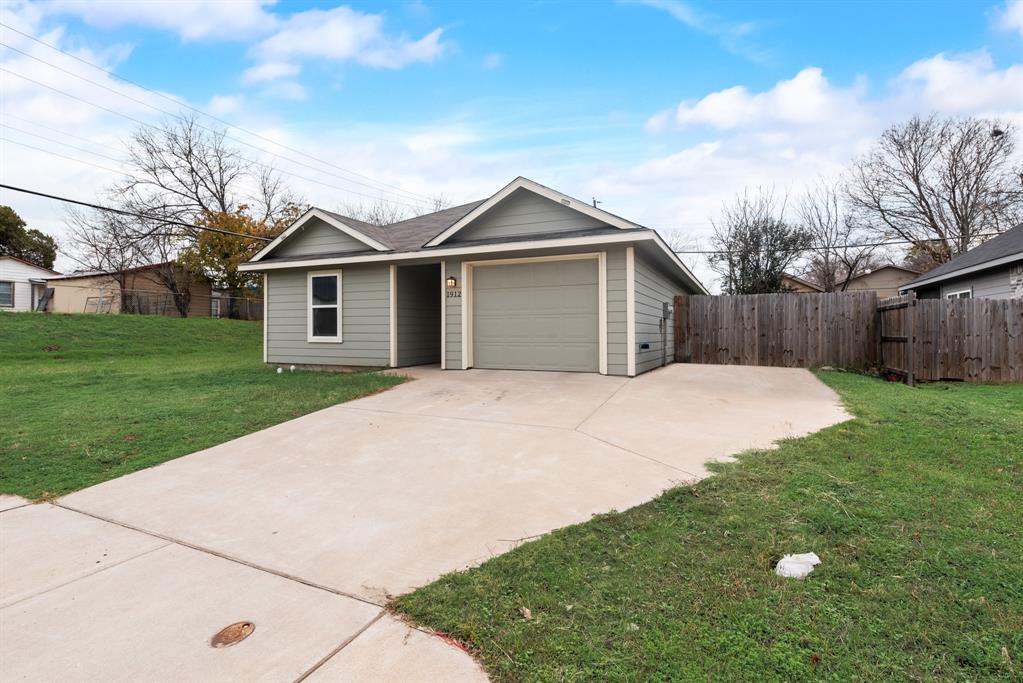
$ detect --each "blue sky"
[2,0,1021,283]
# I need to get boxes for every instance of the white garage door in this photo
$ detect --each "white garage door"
[472,258,599,372]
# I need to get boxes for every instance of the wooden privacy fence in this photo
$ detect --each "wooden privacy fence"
[674,292,1023,383]
[877,293,1023,383]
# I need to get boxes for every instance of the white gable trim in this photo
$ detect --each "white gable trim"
[250,208,389,262]
[424,177,643,248]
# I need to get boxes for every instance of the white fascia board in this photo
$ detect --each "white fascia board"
[423,177,645,247]
[238,230,709,294]
[250,208,389,262]
[898,251,1023,292]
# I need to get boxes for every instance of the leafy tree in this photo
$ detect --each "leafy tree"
[0,205,58,269]
[178,206,302,316]
[847,115,1022,268]
[709,189,810,294]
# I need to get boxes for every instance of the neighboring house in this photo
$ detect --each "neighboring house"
[238,177,707,376]
[0,255,60,311]
[899,224,1023,300]
[844,265,920,298]
[781,273,824,293]
[46,262,213,316]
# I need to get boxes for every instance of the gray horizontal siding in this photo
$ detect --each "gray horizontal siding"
[273,217,370,257]
[443,258,464,369]
[939,265,1018,299]
[634,251,683,375]
[449,188,608,243]
[266,265,390,366]
[606,246,628,376]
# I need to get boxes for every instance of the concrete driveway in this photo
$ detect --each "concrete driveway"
[1,364,848,682]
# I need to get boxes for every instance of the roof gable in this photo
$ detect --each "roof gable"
[250,208,389,262]
[425,177,643,247]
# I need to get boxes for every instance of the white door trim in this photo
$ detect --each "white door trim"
[626,246,636,377]
[389,264,397,368]
[462,252,607,373]
[263,273,268,364]
[598,251,607,375]
[440,260,447,370]
[461,261,470,369]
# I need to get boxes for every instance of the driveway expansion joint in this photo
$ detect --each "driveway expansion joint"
[292,610,386,683]
[53,502,387,611]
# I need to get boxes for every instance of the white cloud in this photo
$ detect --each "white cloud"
[654,68,869,131]
[895,51,1023,115]
[993,0,1023,35]
[40,0,278,42]
[630,0,768,62]
[242,61,301,84]
[206,95,242,115]
[261,81,307,101]
[482,53,504,70]
[252,6,446,71]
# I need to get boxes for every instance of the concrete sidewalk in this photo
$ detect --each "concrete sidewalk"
[1,365,848,682]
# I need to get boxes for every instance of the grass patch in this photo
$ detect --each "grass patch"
[0,313,403,499]
[394,373,1023,681]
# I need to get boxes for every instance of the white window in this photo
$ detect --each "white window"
[945,288,971,299]
[307,270,342,342]
[211,297,221,319]
[0,281,13,307]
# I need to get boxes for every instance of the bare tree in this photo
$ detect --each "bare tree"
[709,188,810,294]
[339,194,451,227]
[847,115,1022,268]
[658,228,703,273]
[338,197,411,227]
[798,180,880,291]
[67,114,301,314]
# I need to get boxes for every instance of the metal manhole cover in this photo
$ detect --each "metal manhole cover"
[210,621,255,648]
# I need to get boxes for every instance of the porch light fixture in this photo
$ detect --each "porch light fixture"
[446,275,458,288]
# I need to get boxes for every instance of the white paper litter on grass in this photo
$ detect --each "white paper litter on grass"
[775,552,821,579]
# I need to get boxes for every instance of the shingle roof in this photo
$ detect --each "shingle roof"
[902,223,1023,289]
[321,200,487,251]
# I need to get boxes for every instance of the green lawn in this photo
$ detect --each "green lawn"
[0,313,403,499]
[395,373,1023,681]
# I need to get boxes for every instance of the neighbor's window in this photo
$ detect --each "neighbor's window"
[308,271,342,341]
[945,289,971,300]
[0,281,13,307]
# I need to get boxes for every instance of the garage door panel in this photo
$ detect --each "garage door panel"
[472,259,599,372]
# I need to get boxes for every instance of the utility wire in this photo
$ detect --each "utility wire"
[2,137,127,176]
[0,183,273,241]
[672,232,1004,255]
[1,123,127,164]
[0,68,433,211]
[0,27,436,204]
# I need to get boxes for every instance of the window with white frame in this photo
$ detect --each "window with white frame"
[945,288,971,299]
[308,270,342,341]
[0,281,13,307]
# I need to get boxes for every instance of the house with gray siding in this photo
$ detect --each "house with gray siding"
[239,177,706,376]
[899,223,1023,300]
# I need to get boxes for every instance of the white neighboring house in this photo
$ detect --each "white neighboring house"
[0,255,60,311]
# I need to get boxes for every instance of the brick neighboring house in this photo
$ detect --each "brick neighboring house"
[46,262,213,317]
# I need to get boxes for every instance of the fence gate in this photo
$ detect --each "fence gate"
[878,292,916,385]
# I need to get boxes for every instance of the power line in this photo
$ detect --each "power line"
[1,123,126,164]
[0,67,433,211]
[0,182,273,241]
[0,27,436,204]
[672,233,1005,255]
[2,137,127,176]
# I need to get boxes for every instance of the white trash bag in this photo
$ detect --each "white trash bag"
[775,552,821,579]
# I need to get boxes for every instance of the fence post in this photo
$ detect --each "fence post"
[907,290,916,386]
